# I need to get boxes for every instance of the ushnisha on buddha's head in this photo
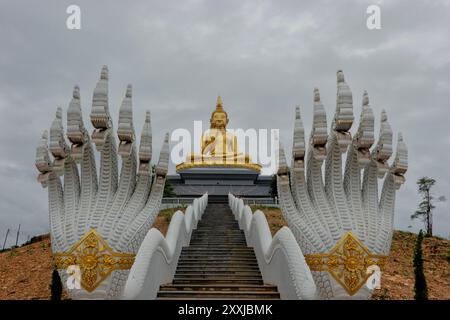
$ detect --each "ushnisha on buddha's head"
[210,96,229,130]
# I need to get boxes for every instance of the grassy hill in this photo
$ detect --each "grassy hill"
[0,206,448,300]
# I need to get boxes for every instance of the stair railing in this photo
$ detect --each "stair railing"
[122,193,208,299]
[228,193,317,300]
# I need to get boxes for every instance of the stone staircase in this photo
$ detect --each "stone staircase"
[157,203,280,299]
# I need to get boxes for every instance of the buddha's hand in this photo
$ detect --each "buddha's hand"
[205,136,215,148]
[277,71,408,299]
[35,66,169,299]
[202,135,216,155]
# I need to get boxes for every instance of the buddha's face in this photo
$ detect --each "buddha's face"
[211,112,228,129]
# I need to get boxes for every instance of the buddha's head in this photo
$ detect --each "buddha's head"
[210,96,229,130]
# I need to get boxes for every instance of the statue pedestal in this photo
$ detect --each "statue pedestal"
[178,167,260,185]
[167,167,272,201]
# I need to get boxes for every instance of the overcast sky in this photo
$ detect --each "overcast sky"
[0,0,449,247]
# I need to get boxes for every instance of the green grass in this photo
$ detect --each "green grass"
[158,206,186,223]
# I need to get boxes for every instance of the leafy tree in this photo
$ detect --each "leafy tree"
[163,179,176,198]
[150,164,176,198]
[269,174,278,199]
[50,269,63,301]
[413,230,428,300]
[411,177,445,237]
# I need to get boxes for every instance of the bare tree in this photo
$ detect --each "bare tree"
[15,224,21,247]
[2,229,10,250]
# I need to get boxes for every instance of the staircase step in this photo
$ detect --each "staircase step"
[180,256,256,260]
[177,264,258,268]
[189,242,247,244]
[176,266,260,272]
[183,246,252,250]
[177,262,259,267]
[190,237,245,239]
[194,228,239,231]
[190,236,246,239]
[180,252,255,256]
[173,278,264,285]
[178,259,258,266]
[192,234,241,236]
[189,241,247,245]
[195,228,239,230]
[174,272,262,277]
[191,235,244,237]
[160,284,278,292]
[178,255,257,263]
[157,297,277,300]
[175,270,261,276]
[197,223,238,225]
[181,249,254,253]
[189,242,247,245]
[157,290,280,299]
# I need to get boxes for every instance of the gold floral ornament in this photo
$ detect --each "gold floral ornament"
[54,229,135,292]
[304,232,387,296]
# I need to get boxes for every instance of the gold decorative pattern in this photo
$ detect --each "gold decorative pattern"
[54,229,135,292]
[176,161,262,172]
[304,232,387,296]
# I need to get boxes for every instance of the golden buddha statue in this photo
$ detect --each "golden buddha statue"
[176,96,261,173]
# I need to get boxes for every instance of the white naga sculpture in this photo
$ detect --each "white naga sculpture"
[277,70,408,299]
[35,66,170,299]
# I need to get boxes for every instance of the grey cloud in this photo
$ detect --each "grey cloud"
[0,0,449,246]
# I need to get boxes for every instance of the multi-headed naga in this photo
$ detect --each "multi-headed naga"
[277,70,408,299]
[35,66,169,299]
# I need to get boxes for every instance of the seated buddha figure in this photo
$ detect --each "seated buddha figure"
[176,96,261,172]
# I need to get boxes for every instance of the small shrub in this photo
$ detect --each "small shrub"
[378,288,390,300]
[50,269,63,301]
[413,230,428,300]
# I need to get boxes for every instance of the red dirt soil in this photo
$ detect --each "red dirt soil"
[0,207,448,300]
